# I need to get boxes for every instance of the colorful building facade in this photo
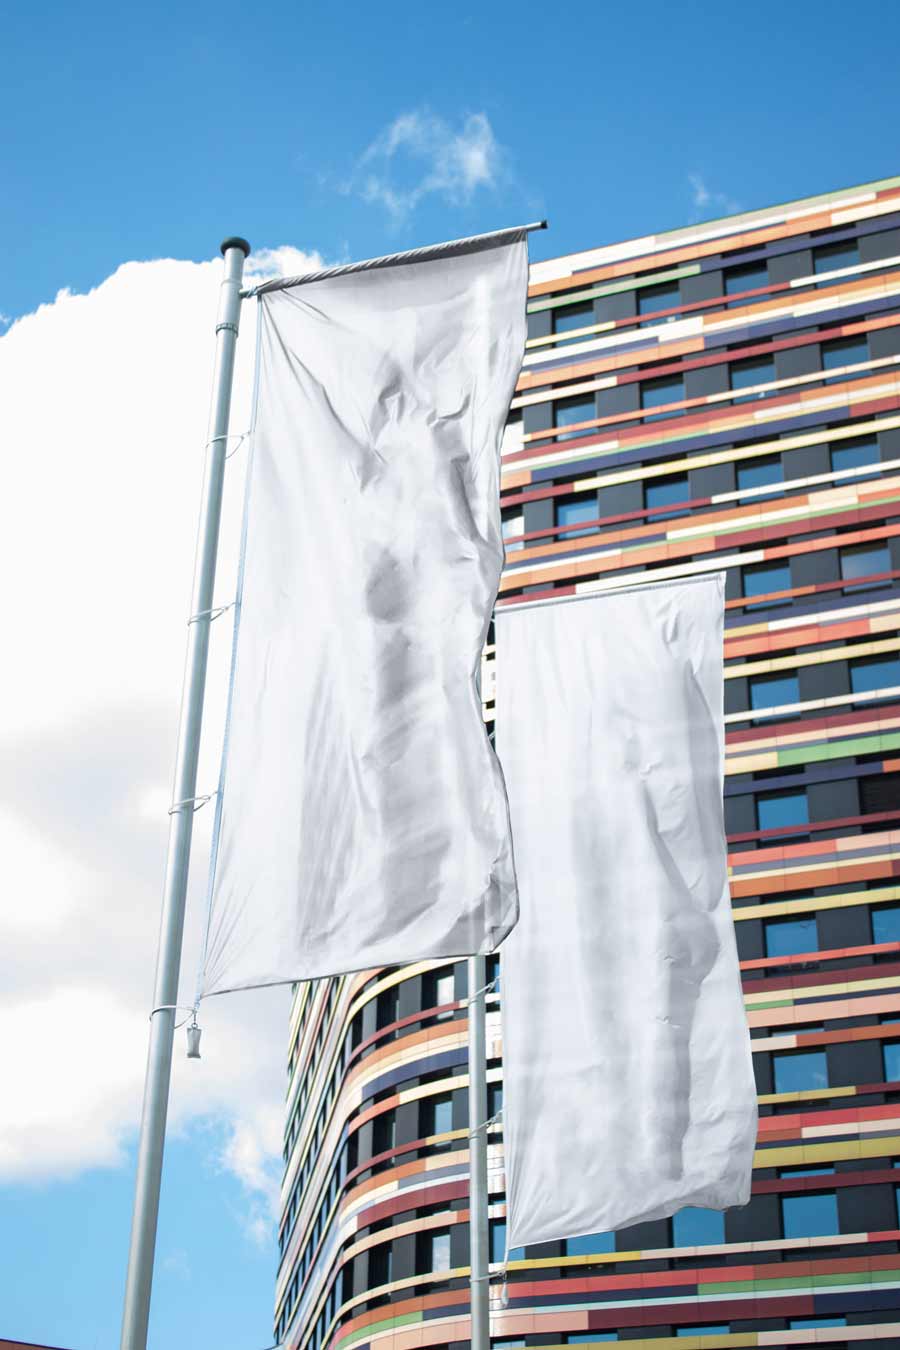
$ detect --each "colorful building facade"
[275,176,900,1350]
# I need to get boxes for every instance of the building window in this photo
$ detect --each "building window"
[730,354,776,402]
[671,1207,725,1246]
[781,1191,838,1238]
[424,965,455,1014]
[376,985,399,1029]
[554,394,595,441]
[756,788,809,833]
[416,1229,452,1274]
[832,434,880,483]
[873,904,900,945]
[736,454,783,500]
[554,301,594,344]
[814,239,860,277]
[568,1337,618,1344]
[884,1041,900,1081]
[645,473,690,520]
[773,1049,828,1094]
[821,334,869,383]
[369,1241,393,1286]
[422,1092,454,1138]
[677,1329,730,1339]
[790,1319,847,1329]
[850,654,900,695]
[765,916,818,958]
[724,259,768,305]
[557,496,598,538]
[486,953,500,994]
[641,373,685,420]
[489,1219,523,1263]
[749,672,799,720]
[488,1080,504,1118]
[742,559,791,609]
[840,541,892,592]
[502,513,524,555]
[372,1109,396,1157]
[638,279,680,326]
[566,1232,615,1255]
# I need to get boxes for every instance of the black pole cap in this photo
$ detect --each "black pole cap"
[220,236,251,257]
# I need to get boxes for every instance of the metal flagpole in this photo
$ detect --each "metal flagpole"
[468,954,491,1350]
[120,236,251,1350]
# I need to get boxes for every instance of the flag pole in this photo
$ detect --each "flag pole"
[468,953,491,1350]
[120,236,251,1350]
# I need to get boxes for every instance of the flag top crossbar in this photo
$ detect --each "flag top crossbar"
[243,220,547,298]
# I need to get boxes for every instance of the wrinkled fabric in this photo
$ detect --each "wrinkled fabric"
[496,575,757,1249]
[201,237,526,996]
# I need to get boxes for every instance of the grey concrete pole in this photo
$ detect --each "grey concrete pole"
[468,954,491,1350]
[120,237,250,1350]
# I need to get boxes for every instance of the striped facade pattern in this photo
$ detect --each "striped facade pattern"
[277,176,900,1350]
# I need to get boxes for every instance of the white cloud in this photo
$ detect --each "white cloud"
[688,172,742,220]
[0,245,324,1228]
[347,108,506,221]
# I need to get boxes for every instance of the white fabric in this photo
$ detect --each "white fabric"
[496,575,757,1249]
[201,237,527,996]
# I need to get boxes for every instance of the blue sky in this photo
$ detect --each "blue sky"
[4,0,900,324]
[1,3,899,1349]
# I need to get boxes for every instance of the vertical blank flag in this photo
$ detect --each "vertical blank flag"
[496,575,757,1248]
[200,233,527,996]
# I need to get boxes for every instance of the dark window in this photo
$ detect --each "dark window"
[765,916,818,958]
[814,239,860,277]
[557,496,598,538]
[645,473,690,520]
[749,672,799,720]
[376,985,399,1029]
[488,1080,504,1118]
[832,434,880,483]
[486,953,500,994]
[568,1337,618,1344]
[554,301,594,343]
[742,559,791,610]
[731,354,776,401]
[781,1191,838,1238]
[773,1049,828,1094]
[641,373,685,420]
[884,1041,900,1081]
[873,904,900,944]
[757,788,809,833]
[736,454,783,500]
[724,259,769,305]
[860,772,900,816]
[369,1241,392,1286]
[565,1231,615,1255]
[672,1207,725,1246]
[554,394,595,441]
[850,654,900,694]
[372,1109,395,1157]
[821,334,869,383]
[638,279,680,326]
[840,542,891,592]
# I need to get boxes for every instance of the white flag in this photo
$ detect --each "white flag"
[496,575,756,1248]
[201,235,527,996]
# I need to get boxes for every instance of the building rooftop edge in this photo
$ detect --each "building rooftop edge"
[529,169,900,286]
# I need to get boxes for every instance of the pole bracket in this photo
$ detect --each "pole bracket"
[168,792,217,816]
